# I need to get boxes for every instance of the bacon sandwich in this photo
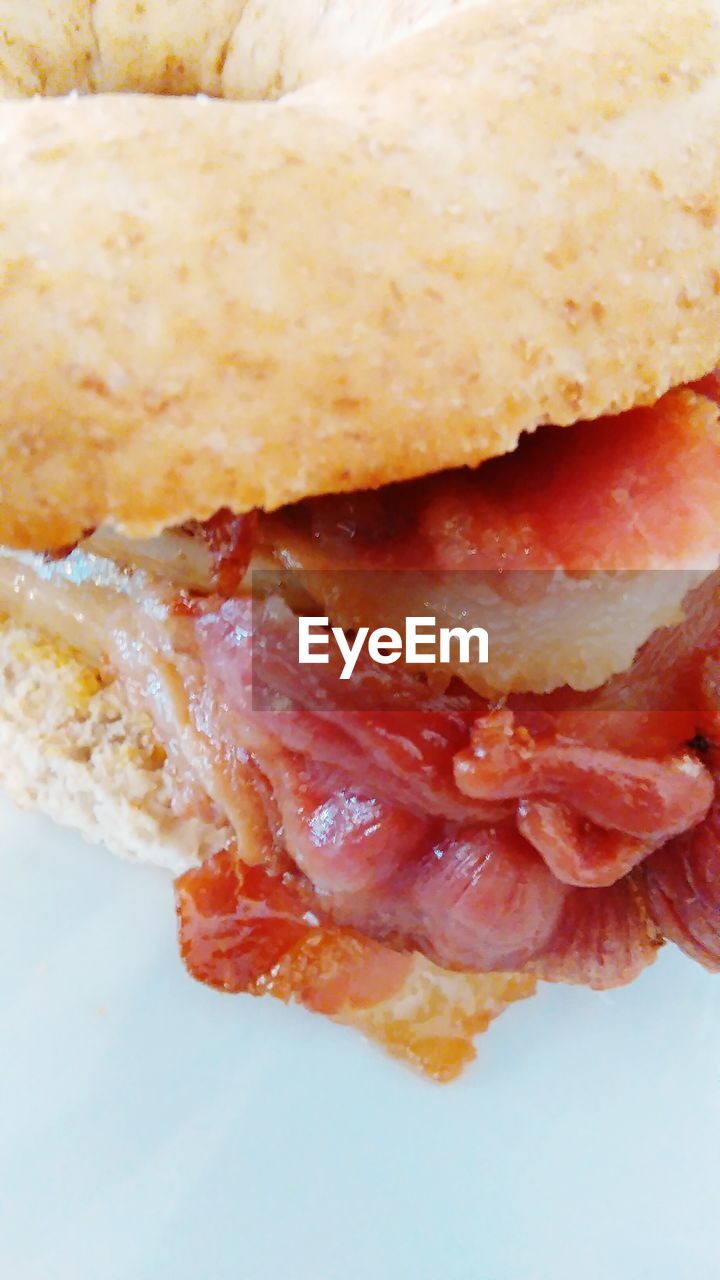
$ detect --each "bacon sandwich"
[1,0,720,1077]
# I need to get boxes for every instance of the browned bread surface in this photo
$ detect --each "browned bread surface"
[1,1,720,548]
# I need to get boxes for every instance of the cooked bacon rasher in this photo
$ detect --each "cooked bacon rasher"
[161,384,720,1075]
[3,380,720,1077]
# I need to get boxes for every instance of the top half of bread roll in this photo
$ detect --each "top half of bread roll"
[0,0,720,549]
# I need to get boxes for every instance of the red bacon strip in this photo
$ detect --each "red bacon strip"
[167,600,674,981]
[526,876,661,988]
[642,782,720,970]
[175,848,537,1080]
[453,708,712,885]
[175,849,411,1007]
[158,383,720,1042]
[516,800,655,888]
[263,386,720,573]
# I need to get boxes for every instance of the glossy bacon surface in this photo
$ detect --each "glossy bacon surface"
[176,849,535,1080]
[262,386,720,574]
[455,708,712,884]
[642,762,720,971]
[170,596,690,982]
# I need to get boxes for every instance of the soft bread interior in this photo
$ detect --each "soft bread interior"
[0,615,229,874]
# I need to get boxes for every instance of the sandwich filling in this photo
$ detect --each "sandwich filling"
[3,376,720,1076]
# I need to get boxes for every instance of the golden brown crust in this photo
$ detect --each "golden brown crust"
[1,0,720,547]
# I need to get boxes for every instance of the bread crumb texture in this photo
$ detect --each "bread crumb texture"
[0,617,226,871]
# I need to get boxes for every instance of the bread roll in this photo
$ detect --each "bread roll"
[0,1,719,548]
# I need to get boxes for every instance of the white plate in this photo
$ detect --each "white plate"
[1,796,719,1280]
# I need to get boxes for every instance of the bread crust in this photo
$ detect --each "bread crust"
[1,0,720,548]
